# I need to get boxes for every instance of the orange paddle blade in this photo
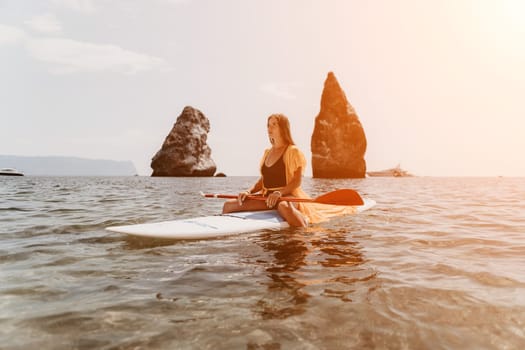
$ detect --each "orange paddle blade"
[313,189,364,206]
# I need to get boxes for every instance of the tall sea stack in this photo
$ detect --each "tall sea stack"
[311,72,367,178]
[151,106,216,177]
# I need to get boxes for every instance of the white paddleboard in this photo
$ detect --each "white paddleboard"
[106,198,376,240]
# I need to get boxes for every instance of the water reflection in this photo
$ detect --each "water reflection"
[120,235,182,250]
[255,230,310,319]
[310,228,365,268]
[309,228,373,303]
[254,226,370,319]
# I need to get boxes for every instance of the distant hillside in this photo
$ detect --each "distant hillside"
[0,155,137,176]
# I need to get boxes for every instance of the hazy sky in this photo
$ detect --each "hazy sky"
[1,0,524,176]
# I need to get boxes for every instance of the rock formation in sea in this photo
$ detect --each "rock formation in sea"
[151,106,216,177]
[311,72,367,178]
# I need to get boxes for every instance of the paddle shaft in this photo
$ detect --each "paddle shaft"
[201,188,364,206]
[203,193,313,203]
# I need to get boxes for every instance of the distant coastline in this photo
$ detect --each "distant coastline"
[0,155,137,176]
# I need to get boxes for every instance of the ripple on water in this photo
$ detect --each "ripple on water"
[1,176,525,349]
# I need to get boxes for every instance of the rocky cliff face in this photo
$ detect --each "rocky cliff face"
[311,72,367,178]
[151,106,216,177]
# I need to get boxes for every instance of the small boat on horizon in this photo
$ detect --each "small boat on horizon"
[367,164,413,178]
[0,168,24,176]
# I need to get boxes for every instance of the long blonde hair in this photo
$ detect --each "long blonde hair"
[267,113,295,145]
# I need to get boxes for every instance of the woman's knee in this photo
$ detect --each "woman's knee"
[222,200,237,213]
[277,201,296,219]
[277,201,290,213]
[278,201,307,227]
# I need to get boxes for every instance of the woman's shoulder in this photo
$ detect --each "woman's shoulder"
[285,144,306,163]
[286,144,304,155]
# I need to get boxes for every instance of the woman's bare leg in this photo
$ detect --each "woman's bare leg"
[223,199,308,227]
[222,199,269,214]
[277,201,308,227]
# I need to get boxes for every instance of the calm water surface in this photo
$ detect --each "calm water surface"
[1,176,525,349]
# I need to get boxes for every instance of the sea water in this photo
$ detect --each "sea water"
[1,176,524,349]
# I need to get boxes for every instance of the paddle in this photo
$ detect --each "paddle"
[201,189,364,206]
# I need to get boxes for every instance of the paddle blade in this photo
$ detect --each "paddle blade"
[314,189,364,206]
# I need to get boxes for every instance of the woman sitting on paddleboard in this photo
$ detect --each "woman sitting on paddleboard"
[222,113,312,227]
